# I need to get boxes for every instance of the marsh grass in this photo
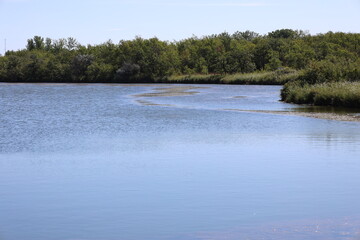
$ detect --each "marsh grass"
[281,81,360,108]
[222,70,301,85]
[159,69,301,85]
[161,74,223,84]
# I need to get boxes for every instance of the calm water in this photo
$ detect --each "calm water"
[0,83,360,240]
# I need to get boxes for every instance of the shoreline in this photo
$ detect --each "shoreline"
[131,85,360,122]
[2,82,359,122]
[0,70,299,86]
[225,109,360,122]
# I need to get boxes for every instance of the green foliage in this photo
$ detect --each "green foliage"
[114,63,141,82]
[223,68,300,85]
[71,54,94,81]
[162,74,223,84]
[0,30,359,85]
[232,30,260,41]
[163,69,300,85]
[27,36,45,51]
[267,29,308,39]
[281,81,360,108]
[265,51,282,71]
[26,39,35,51]
[86,62,114,82]
[298,57,360,84]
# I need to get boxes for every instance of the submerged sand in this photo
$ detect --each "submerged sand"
[132,85,360,122]
[133,86,208,97]
[135,99,173,107]
[225,109,360,122]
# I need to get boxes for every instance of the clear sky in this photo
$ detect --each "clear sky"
[0,0,359,54]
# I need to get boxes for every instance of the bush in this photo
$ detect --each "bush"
[114,63,141,82]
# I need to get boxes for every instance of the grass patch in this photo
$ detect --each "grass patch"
[158,69,300,85]
[160,74,223,84]
[281,81,360,108]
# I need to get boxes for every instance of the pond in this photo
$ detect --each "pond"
[0,83,360,240]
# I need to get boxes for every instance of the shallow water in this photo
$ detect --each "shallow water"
[0,83,360,240]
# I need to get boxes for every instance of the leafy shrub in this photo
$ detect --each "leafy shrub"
[114,63,141,82]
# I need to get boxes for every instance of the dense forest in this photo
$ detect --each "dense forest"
[0,29,359,107]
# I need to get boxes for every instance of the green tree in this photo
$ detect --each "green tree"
[265,50,282,70]
[232,30,260,41]
[66,37,79,51]
[33,36,45,50]
[268,29,299,39]
[71,54,94,81]
[26,39,35,51]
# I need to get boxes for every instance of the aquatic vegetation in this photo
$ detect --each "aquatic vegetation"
[281,81,360,108]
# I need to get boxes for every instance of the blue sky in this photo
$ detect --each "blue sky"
[0,0,359,54]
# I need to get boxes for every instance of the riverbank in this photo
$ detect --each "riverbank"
[159,69,301,85]
[281,81,360,108]
[2,75,360,113]
[0,69,300,85]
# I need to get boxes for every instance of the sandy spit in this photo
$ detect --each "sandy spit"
[224,109,360,122]
[133,86,208,97]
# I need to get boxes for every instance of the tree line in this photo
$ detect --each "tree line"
[0,29,359,83]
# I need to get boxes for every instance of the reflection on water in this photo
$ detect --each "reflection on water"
[294,106,360,114]
[0,83,360,240]
[193,217,360,240]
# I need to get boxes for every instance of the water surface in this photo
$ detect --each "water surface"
[0,83,360,240]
